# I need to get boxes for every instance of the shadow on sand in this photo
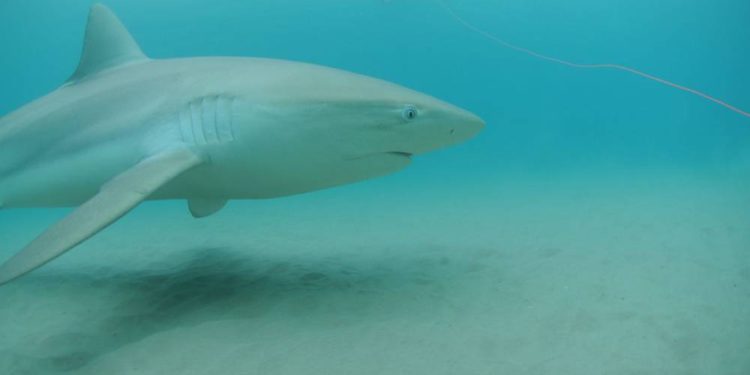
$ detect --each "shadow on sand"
[1,245,475,373]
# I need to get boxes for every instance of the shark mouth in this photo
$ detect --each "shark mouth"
[386,151,413,158]
[346,151,413,161]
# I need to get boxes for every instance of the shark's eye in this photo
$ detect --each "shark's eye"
[402,105,418,121]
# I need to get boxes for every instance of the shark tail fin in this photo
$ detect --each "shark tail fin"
[67,4,148,83]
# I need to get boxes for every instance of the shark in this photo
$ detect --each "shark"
[0,4,484,285]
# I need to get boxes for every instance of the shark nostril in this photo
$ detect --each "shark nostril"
[450,129,455,135]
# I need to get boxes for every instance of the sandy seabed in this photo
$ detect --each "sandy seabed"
[1,168,748,375]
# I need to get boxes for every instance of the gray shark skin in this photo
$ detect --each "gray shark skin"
[0,4,484,285]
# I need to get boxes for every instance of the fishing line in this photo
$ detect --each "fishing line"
[437,0,750,119]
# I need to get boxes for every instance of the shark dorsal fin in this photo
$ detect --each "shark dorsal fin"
[68,4,147,83]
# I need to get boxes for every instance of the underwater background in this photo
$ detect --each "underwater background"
[1,0,749,374]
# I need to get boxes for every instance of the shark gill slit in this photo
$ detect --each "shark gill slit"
[213,97,220,142]
[202,97,218,144]
[227,97,236,140]
[178,110,194,144]
[217,96,236,143]
[179,96,235,145]
[191,101,206,144]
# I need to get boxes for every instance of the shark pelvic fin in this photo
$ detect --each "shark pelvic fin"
[0,147,204,286]
[188,199,228,218]
[68,4,148,83]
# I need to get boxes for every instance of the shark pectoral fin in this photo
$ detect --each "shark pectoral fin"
[0,147,204,286]
[188,199,227,218]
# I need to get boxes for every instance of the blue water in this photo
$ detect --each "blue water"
[3,0,750,174]
[1,1,749,374]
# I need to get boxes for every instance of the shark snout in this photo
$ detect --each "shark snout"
[435,105,485,151]
[450,108,485,140]
[405,105,484,156]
